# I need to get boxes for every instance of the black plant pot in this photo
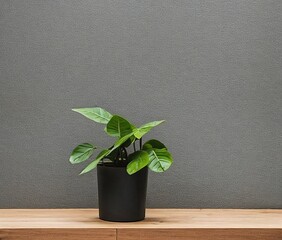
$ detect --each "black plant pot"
[97,164,148,222]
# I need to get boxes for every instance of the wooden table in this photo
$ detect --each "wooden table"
[0,209,281,239]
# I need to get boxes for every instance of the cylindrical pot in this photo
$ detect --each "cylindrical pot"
[97,164,148,222]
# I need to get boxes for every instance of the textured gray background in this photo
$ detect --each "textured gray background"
[0,0,281,208]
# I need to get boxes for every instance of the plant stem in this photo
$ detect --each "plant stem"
[133,141,136,152]
[114,148,120,166]
[139,138,143,150]
[119,148,122,161]
[122,147,128,160]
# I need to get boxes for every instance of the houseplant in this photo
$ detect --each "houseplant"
[69,107,173,222]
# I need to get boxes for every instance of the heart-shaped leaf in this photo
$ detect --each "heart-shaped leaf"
[106,115,134,137]
[127,150,149,175]
[147,148,173,172]
[133,120,165,139]
[72,107,112,124]
[143,139,167,150]
[69,143,96,164]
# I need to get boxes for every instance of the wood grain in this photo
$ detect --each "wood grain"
[0,209,281,240]
[0,209,282,229]
[117,229,282,240]
[0,209,281,229]
[0,229,115,240]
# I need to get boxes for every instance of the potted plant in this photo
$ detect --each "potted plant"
[69,107,173,222]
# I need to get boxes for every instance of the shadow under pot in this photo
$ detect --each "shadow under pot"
[97,164,148,222]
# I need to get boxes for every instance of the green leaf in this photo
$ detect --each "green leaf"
[69,143,96,164]
[126,150,150,175]
[133,120,165,139]
[80,133,134,174]
[147,148,173,172]
[106,115,134,137]
[72,107,112,124]
[80,149,110,174]
[104,147,119,161]
[143,139,167,150]
[112,132,135,149]
[121,135,136,148]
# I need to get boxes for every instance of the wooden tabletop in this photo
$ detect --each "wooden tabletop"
[0,209,281,229]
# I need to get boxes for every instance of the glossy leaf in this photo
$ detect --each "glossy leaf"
[133,120,165,139]
[104,147,119,161]
[80,133,135,174]
[143,139,167,150]
[106,115,134,137]
[121,135,136,148]
[69,143,95,164]
[147,148,173,172]
[72,107,112,124]
[80,149,110,174]
[112,132,135,149]
[126,150,150,175]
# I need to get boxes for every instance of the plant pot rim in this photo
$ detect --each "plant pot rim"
[97,163,127,169]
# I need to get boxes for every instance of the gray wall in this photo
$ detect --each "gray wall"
[0,0,281,208]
